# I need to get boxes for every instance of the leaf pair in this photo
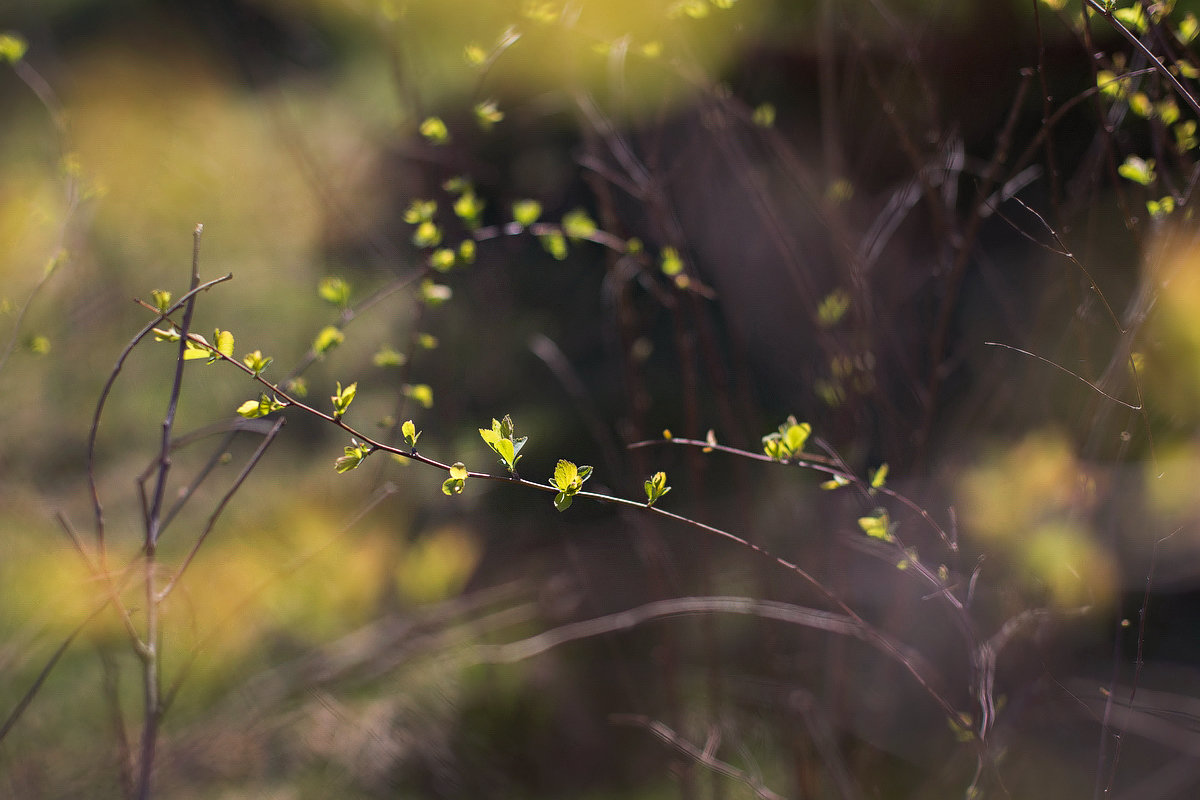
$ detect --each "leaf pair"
[762,415,810,461]
[550,459,593,511]
[479,414,527,475]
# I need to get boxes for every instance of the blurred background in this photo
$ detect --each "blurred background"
[4,0,1200,797]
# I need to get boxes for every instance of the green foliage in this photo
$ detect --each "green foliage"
[421,280,452,305]
[331,381,357,420]
[0,32,27,64]
[550,458,593,511]
[312,325,344,356]
[318,276,351,308]
[512,199,542,227]
[458,239,476,264]
[820,474,850,490]
[1118,155,1156,185]
[857,509,895,543]
[403,199,437,224]
[372,345,407,367]
[870,463,889,490]
[242,349,272,376]
[540,230,568,260]
[817,289,851,327]
[419,116,450,144]
[474,100,504,130]
[643,471,671,506]
[762,416,811,461]
[182,329,234,364]
[751,102,776,127]
[479,414,527,474]
[442,462,469,495]
[401,419,421,450]
[413,220,443,248]
[430,248,457,272]
[236,392,287,419]
[453,189,486,230]
[334,438,371,473]
[660,247,683,277]
[151,289,172,313]
[562,208,597,240]
[403,383,434,408]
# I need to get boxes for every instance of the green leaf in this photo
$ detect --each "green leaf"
[479,414,527,473]
[0,33,28,64]
[751,102,776,128]
[430,248,456,272]
[413,220,442,248]
[401,419,421,449]
[464,43,487,65]
[553,492,573,512]
[817,289,851,327]
[214,329,235,359]
[373,346,407,368]
[1117,155,1156,185]
[421,280,452,306]
[237,393,287,419]
[552,459,578,491]
[242,350,272,376]
[540,231,568,260]
[331,381,357,420]
[403,383,434,409]
[153,326,181,343]
[442,462,469,495]
[644,471,671,506]
[335,439,371,473]
[403,199,437,224]
[454,190,486,229]
[870,463,889,490]
[762,415,811,460]
[418,333,439,349]
[151,289,172,313]
[313,325,344,356]
[183,335,212,361]
[660,247,683,277]
[857,510,894,542]
[458,239,476,264]
[420,116,450,145]
[512,199,542,227]
[474,100,504,130]
[820,474,850,490]
[1180,12,1199,43]
[318,276,351,307]
[27,334,50,355]
[562,208,597,240]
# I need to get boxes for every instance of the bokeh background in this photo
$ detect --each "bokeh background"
[5,0,1200,798]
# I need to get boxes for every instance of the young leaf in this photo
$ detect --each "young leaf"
[442,462,469,495]
[214,329,235,360]
[512,199,542,227]
[857,509,894,543]
[318,276,351,307]
[660,247,684,277]
[474,100,504,130]
[373,346,407,368]
[870,463,889,490]
[242,350,272,376]
[644,471,671,506]
[562,208,597,240]
[335,439,371,473]
[413,220,442,248]
[331,381,357,420]
[237,393,287,419]
[540,231,568,260]
[401,419,421,449]
[1117,155,1156,186]
[550,458,592,512]
[420,116,450,145]
[403,383,434,409]
[820,474,851,491]
[430,248,456,272]
[151,289,172,313]
[403,199,437,224]
[313,326,344,356]
[479,415,526,473]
